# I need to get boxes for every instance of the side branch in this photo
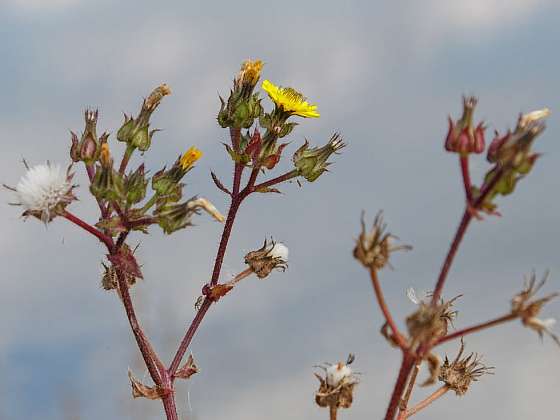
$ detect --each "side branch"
[403,385,449,418]
[370,268,408,349]
[436,313,518,346]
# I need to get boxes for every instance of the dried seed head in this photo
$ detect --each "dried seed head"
[315,355,358,410]
[353,211,411,271]
[406,296,460,346]
[439,340,493,396]
[511,271,559,345]
[244,239,288,279]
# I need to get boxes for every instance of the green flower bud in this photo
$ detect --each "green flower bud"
[125,164,148,206]
[117,84,171,151]
[293,133,346,182]
[154,200,198,234]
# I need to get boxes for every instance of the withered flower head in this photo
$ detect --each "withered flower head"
[315,354,358,410]
[244,239,288,279]
[406,295,460,346]
[445,96,486,155]
[511,271,559,346]
[353,211,412,271]
[101,262,137,291]
[439,340,493,396]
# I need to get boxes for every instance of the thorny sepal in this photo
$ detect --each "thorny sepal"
[353,211,412,271]
[70,109,105,164]
[244,239,289,279]
[444,97,485,155]
[292,134,345,182]
[406,295,460,347]
[107,244,143,279]
[439,340,494,396]
[511,271,559,345]
[128,370,169,400]
[117,84,171,151]
[174,354,199,380]
[478,108,549,214]
[315,354,359,411]
[124,164,148,206]
[218,60,264,129]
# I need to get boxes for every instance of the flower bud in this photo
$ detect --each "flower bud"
[293,133,345,182]
[244,239,288,279]
[445,97,485,155]
[124,164,148,206]
[154,199,199,234]
[117,84,171,151]
[90,149,125,202]
[70,109,103,164]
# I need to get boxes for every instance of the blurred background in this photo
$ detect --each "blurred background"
[1,1,559,419]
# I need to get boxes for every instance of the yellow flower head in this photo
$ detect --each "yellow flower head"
[237,60,264,87]
[261,79,320,118]
[180,146,203,171]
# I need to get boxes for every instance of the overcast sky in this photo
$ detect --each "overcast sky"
[1,1,559,419]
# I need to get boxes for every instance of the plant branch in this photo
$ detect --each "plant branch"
[169,298,212,377]
[398,362,421,417]
[436,313,518,346]
[460,155,473,203]
[370,268,408,349]
[252,169,299,192]
[115,269,165,385]
[62,210,114,249]
[384,355,415,420]
[329,405,338,420]
[403,385,449,418]
[119,144,135,175]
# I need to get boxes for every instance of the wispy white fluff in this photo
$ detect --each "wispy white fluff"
[326,363,353,387]
[267,242,289,262]
[16,163,72,216]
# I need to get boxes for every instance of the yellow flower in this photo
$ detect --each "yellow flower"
[237,60,264,87]
[261,79,320,118]
[180,146,203,170]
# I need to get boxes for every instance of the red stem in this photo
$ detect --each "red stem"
[436,313,518,345]
[370,269,408,349]
[169,299,212,377]
[62,210,114,249]
[115,270,166,384]
[460,155,473,203]
[252,169,298,192]
[430,209,472,304]
[384,355,415,420]
[404,386,449,418]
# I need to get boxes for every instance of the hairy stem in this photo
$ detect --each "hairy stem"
[62,210,114,249]
[252,169,299,192]
[404,385,449,418]
[119,144,135,175]
[370,268,408,349]
[460,155,473,203]
[436,313,518,345]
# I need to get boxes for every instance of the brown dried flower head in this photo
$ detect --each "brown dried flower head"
[101,263,137,290]
[244,238,288,279]
[511,272,559,345]
[439,340,493,396]
[315,354,358,410]
[406,296,460,346]
[353,211,411,271]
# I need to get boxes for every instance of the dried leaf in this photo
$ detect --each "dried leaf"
[175,354,199,379]
[128,370,167,400]
[211,171,231,196]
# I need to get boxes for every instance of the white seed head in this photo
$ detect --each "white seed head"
[267,242,289,262]
[16,163,73,219]
[406,287,428,305]
[326,363,353,387]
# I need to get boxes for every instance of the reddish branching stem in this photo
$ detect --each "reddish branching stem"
[252,169,299,192]
[436,313,518,346]
[403,385,449,418]
[370,268,408,349]
[460,155,473,203]
[385,355,415,420]
[62,210,114,249]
